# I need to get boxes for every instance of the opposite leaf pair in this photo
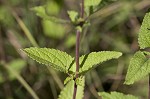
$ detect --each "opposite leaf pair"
[23,47,122,76]
[23,47,122,99]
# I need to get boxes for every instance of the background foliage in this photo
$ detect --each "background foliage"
[0,0,150,99]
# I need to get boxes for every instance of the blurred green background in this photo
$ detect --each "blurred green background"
[0,0,150,99]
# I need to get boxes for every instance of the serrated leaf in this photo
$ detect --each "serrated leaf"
[23,47,74,73]
[58,78,85,99]
[32,6,68,23]
[98,91,138,99]
[67,11,79,23]
[69,51,122,74]
[124,51,150,85]
[138,12,150,49]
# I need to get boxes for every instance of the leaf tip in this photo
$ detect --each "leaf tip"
[123,81,133,85]
[118,52,123,57]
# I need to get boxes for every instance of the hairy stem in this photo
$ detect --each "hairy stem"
[73,0,84,99]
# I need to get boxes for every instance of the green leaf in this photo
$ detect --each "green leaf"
[23,47,74,73]
[69,51,122,74]
[85,0,102,7]
[58,78,85,99]
[138,12,150,49]
[124,51,150,85]
[42,20,65,39]
[67,11,79,23]
[32,6,69,23]
[98,91,138,99]
[45,1,60,15]
[84,0,102,16]
[31,6,45,17]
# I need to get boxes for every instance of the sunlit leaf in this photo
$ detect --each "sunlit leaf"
[23,47,74,73]
[69,51,122,74]
[67,11,79,23]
